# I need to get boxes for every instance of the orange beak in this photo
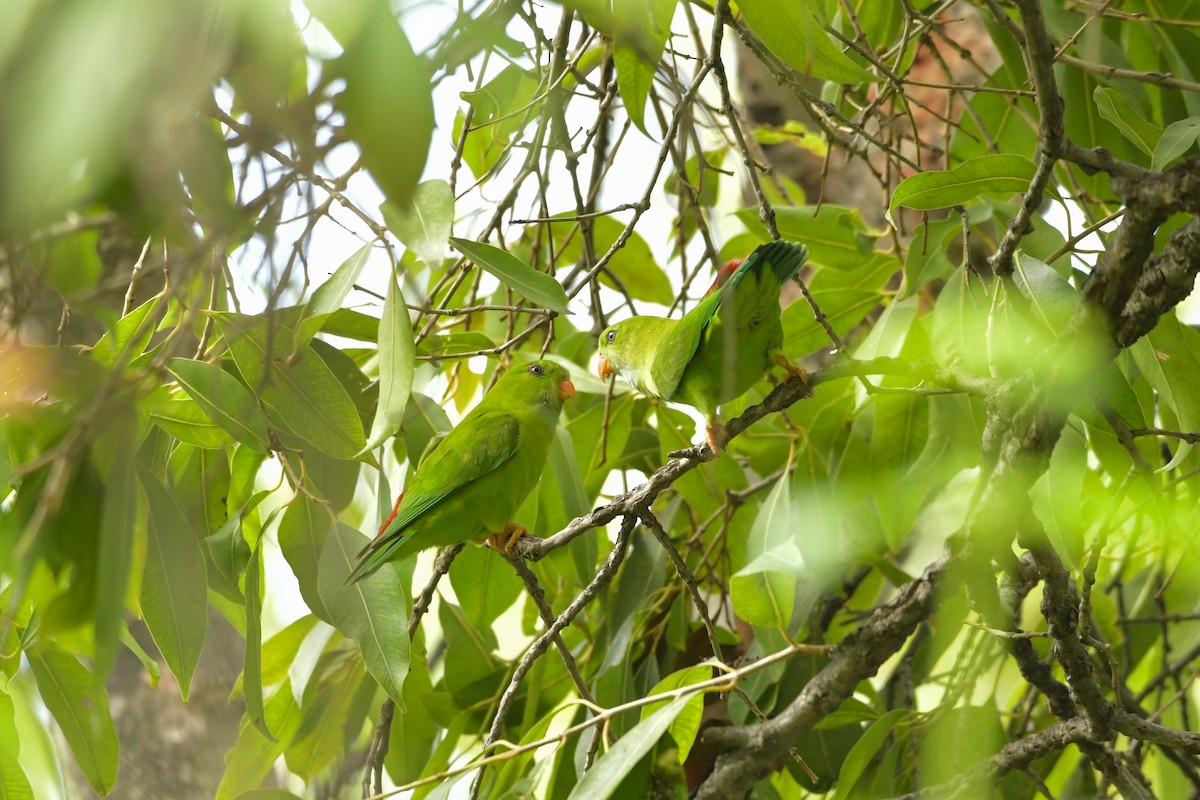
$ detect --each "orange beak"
[559,377,576,401]
[597,355,614,381]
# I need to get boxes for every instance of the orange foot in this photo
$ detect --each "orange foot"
[773,353,809,383]
[706,420,730,453]
[486,522,530,555]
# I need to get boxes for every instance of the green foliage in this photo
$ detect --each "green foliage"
[3,0,1200,798]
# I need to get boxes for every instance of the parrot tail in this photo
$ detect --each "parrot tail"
[705,240,809,296]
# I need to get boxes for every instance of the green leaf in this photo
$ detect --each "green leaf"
[168,357,272,453]
[1152,116,1200,170]
[330,5,432,205]
[382,180,454,265]
[0,687,34,800]
[362,272,416,453]
[259,615,319,689]
[453,65,540,179]
[95,413,136,680]
[782,252,897,358]
[450,237,570,314]
[555,217,673,305]
[737,0,874,84]
[285,662,363,780]
[449,544,523,630]
[27,644,119,795]
[731,473,796,627]
[244,542,275,742]
[1011,253,1078,332]
[214,680,302,800]
[148,397,236,449]
[889,155,1036,219]
[216,313,366,459]
[641,665,711,763]
[612,0,677,133]
[737,205,877,271]
[316,523,410,707]
[1131,315,1200,471]
[139,470,208,701]
[92,295,158,366]
[829,708,908,800]
[295,243,374,351]
[1094,86,1162,156]
[278,495,333,623]
[567,695,692,799]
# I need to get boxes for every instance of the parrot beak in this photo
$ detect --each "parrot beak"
[597,355,613,381]
[558,377,576,401]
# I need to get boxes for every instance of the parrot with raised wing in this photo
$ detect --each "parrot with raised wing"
[347,359,575,583]
[596,240,809,451]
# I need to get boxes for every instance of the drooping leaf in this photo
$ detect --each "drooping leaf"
[641,665,711,763]
[361,270,415,453]
[27,644,119,795]
[382,180,454,266]
[94,412,137,680]
[0,687,34,800]
[294,243,374,351]
[148,396,237,449]
[566,695,692,799]
[316,523,410,707]
[737,0,873,84]
[612,0,676,133]
[168,357,272,453]
[139,469,208,701]
[450,237,571,315]
[243,541,274,742]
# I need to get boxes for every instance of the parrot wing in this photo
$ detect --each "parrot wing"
[646,290,724,399]
[348,411,519,581]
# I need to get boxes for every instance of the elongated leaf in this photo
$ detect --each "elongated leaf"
[612,0,676,133]
[216,313,366,459]
[139,470,208,701]
[1131,315,1200,471]
[1094,86,1161,156]
[737,205,877,272]
[362,272,415,452]
[92,295,158,366]
[829,709,908,800]
[244,542,275,742]
[215,680,302,800]
[731,473,795,627]
[382,180,454,265]
[168,358,272,452]
[95,413,136,680]
[278,495,332,623]
[1152,116,1200,170]
[567,695,692,799]
[316,523,410,707]
[450,237,570,315]
[738,0,873,84]
[295,243,374,350]
[889,155,1036,219]
[641,665,712,763]
[27,644,119,795]
[1012,253,1077,332]
[324,3,432,205]
[0,688,33,800]
[148,397,236,449]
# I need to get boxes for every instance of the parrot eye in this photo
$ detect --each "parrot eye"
[528,364,545,377]
[605,330,616,344]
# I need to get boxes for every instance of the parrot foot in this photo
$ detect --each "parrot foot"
[706,421,730,453]
[487,523,530,555]
[773,353,809,383]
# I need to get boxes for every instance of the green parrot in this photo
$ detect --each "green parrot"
[347,359,575,583]
[596,240,808,451]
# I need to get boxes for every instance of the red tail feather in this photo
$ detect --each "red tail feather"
[376,490,405,537]
[704,257,745,296]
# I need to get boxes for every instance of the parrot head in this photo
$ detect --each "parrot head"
[596,318,663,395]
[501,359,576,409]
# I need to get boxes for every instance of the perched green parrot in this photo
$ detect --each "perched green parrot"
[347,360,575,583]
[596,240,808,450]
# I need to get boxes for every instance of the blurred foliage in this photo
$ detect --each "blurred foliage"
[1,0,1200,798]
